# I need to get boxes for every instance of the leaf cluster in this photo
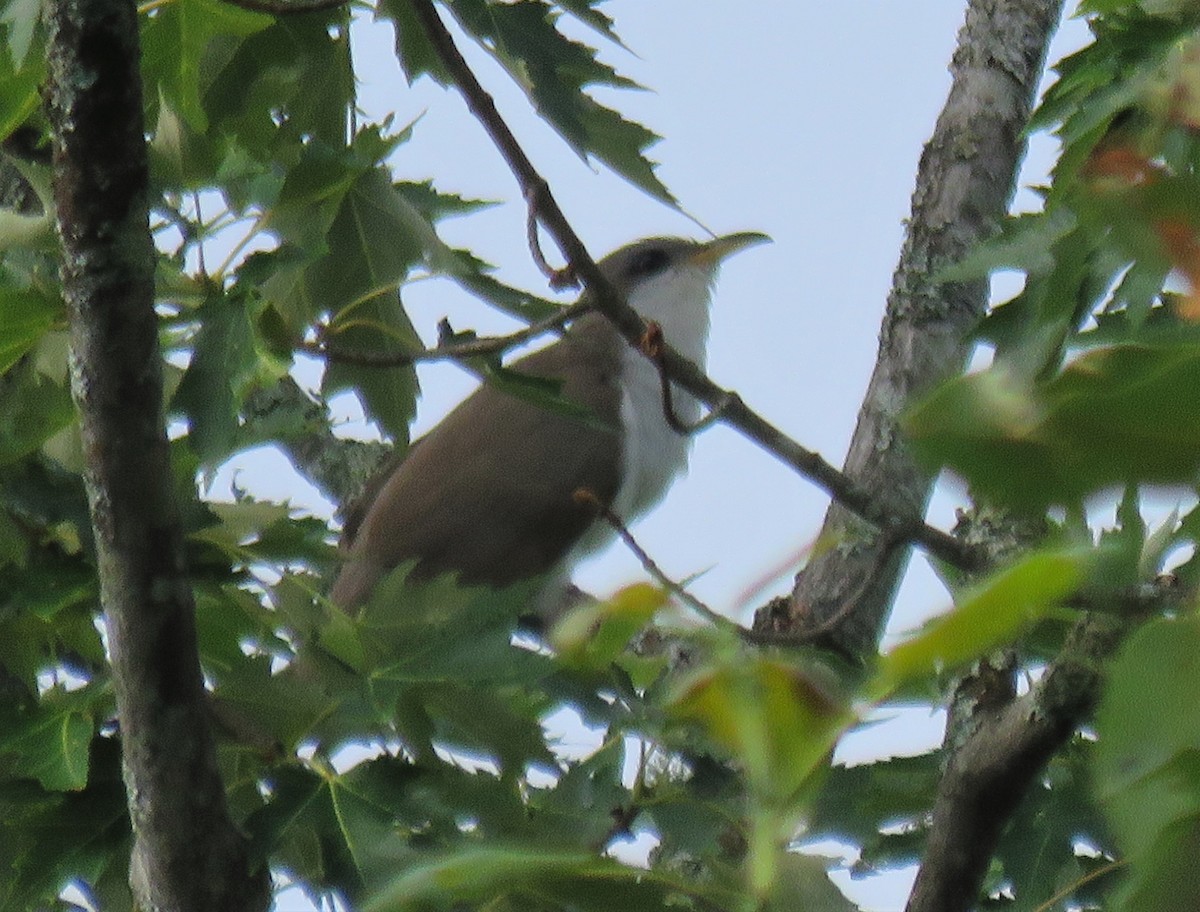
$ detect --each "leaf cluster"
[902,1,1200,907]
[4,1,1200,911]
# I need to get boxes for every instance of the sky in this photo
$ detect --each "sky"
[223,2,1093,909]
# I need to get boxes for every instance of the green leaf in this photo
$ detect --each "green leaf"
[0,687,99,791]
[193,12,353,157]
[1095,616,1200,852]
[263,143,363,259]
[769,853,857,912]
[873,549,1084,697]
[0,157,53,251]
[0,55,40,148]
[444,0,673,204]
[907,342,1200,509]
[0,284,62,375]
[0,361,75,467]
[555,0,625,47]
[1095,616,1200,911]
[246,763,395,895]
[392,181,496,222]
[419,684,556,773]
[552,582,667,668]
[310,167,426,314]
[358,570,543,684]
[148,93,220,191]
[0,736,130,910]
[527,739,628,846]
[449,258,563,322]
[669,653,851,805]
[172,288,281,466]
[365,845,729,912]
[939,208,1076,282]
[807,750,941,852]
[212,653,341,750]
[1,0,41,70]
[322,288,421,444]
[376,0,454,84]
[140,0,273,132]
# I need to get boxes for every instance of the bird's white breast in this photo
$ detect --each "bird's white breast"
[532,260,716,617]
[611,262,714,522]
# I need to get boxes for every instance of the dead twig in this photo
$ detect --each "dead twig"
[526,186,577,290]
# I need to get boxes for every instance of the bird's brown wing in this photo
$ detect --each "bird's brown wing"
[330,316,624,610]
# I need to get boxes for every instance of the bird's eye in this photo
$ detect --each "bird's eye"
[625,247,671,279]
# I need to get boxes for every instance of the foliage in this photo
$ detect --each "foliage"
[2,0,1200,910]
[905,1,1200,906]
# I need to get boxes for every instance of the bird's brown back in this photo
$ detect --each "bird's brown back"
[330,314,624,610]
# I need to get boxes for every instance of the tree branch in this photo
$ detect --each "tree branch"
[46,1,268,909]
[905,611,1130,912]
[776,0,1068,658]
[310,299,589,368]
[406,0,984,575]
[241,376,390,509]
[905,569,1183,911]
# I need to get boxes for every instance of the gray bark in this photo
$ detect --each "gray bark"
[770,0,1067,658]
[905,611,1131,912]
[45,0,268,909]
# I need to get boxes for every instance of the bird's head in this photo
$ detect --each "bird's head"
[597,232,770,360]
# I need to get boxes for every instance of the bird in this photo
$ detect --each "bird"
[330,232,768,620]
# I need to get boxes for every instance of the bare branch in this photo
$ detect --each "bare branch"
[46,1,267,908]
[779,0,1068,658]
[241,376,390,508]
[407,0,985,575]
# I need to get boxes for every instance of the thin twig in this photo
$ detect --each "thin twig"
[640,320,739,435]
[574,488,732,631]
[525,187,576,289]
[308,301,588,368]
[746,532,905,647]
[407,0,985,574]
[1031,859,1125,912]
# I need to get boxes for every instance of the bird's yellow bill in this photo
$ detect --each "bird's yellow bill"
[690,231,772,267]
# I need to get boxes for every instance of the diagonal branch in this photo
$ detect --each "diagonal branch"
[406,0,984,575]
[46,1,268,909]
[777,0,1068,659]
[905,611,1129,912]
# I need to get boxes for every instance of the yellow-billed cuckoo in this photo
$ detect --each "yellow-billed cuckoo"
[331,233,767,617]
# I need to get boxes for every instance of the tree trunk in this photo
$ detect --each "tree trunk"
[45,1,268,908]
